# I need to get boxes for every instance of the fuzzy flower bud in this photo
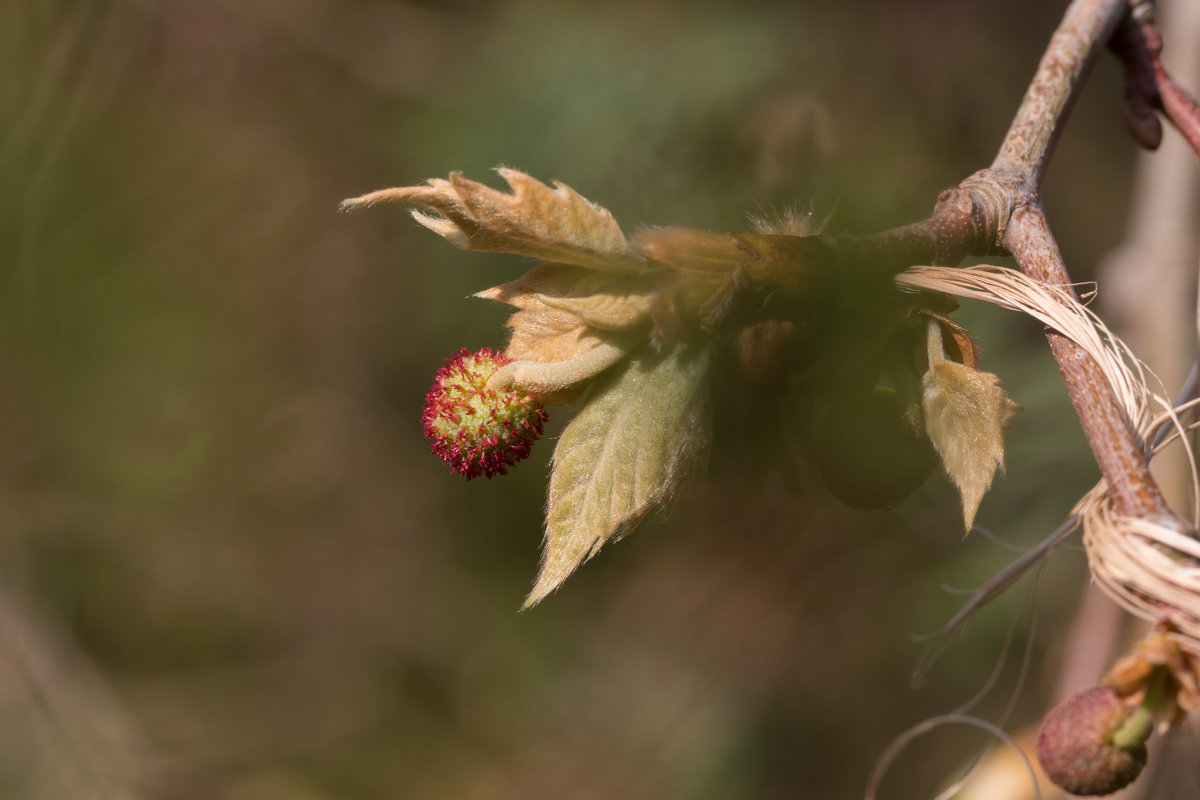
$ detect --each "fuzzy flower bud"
[1036,686,1149,796]
[423,348,548,479]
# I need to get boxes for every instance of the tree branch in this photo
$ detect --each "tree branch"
[1005,202,1176,522]
[991,0,1128,187]
[819,0,1197,535]
[812,0,1195,534]
[963,0,1192,532]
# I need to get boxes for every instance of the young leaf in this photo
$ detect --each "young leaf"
[476,262,659,330]
[525,342,711,607]
[921,322,1019,530]
[490,310,621,406]
[503,308,610,364]
[341,168,647,273]
[476,263,594,311]
[489,339,632,398]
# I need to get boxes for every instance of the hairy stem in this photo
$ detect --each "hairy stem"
[829,185,984,277]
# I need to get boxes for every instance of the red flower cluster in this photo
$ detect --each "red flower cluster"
[422,348,547,479]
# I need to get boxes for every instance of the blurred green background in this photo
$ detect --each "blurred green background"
[0,1,1172,798]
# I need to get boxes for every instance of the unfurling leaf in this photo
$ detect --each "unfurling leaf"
[489,339,633,399]
[494,309,634,406]
[476,262,659,330]
[525,342,711,608]
[340,168,646,273]
[503,308,609,364]
[921,322,1019,530]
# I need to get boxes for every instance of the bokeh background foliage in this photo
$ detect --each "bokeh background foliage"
[0,1,1150,798]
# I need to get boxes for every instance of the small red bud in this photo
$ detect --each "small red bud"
[422,348,547,479]
[1036,686,1148,796]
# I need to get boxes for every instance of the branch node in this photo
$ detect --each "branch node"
[957,170,1019,255]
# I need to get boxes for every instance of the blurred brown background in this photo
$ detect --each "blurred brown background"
[0,1,1188,798]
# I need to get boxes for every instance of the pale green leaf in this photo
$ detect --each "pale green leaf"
[524,343,711,607]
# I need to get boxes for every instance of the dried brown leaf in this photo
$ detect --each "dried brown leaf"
[923,359,1020,530]
[341,168,646,272]
[524,343,711,607]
